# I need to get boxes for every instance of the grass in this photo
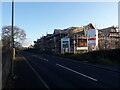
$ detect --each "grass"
[50,49,120,66]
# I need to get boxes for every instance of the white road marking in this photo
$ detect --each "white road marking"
[43,59,48,61]
[56,63,98,82]
[21,54,50,88]
[32,54,49,62]
[38,57,48,61]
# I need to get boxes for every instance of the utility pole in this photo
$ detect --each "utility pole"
[12,0,14,48]
[11,0,15,75]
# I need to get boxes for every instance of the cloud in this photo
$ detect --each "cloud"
[22,38,36,47]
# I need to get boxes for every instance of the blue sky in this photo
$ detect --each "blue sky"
[2,2,118,47]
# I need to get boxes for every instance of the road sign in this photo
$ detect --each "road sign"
[87,29,98,51]
[61,38,70,53]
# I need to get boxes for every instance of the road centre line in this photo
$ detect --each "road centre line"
[32,54,49,61]
[43,59,49,61]
[21,54,50,88]
[38,57,48,61]
[56,63,98,82]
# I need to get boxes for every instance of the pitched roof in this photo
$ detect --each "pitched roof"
[53,29,63,34]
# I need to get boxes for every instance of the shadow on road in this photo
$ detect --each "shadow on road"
[12,54,46,88]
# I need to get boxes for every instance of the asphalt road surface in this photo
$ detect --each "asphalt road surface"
[18,51,120,88]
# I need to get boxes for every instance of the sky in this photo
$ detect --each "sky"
[2,2,118,47]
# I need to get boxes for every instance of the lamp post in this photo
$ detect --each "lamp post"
[12,0,14,48]
[11,0,15,75]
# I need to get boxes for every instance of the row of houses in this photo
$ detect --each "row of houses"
[34,23,120,54]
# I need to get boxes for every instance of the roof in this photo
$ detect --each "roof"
[98,26,117,33]
[53,29,63,34]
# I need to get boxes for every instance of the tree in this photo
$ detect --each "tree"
[2,26,26,49]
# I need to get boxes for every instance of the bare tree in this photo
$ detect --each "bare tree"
[2,26,26,49]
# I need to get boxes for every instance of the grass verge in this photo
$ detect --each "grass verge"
[23,48,120,66]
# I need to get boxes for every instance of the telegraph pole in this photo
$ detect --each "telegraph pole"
[12,0,14,48]
[11,0,15,75]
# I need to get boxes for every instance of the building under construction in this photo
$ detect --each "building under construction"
[34,24,120,54]
[98,26,120,50]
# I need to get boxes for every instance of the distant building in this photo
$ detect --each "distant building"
[28,45,33,49]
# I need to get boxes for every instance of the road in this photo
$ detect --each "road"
[18,51,120,88]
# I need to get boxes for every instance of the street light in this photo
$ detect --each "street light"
[11,0,15,75]
[11,0,14,48]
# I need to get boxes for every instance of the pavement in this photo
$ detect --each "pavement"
[0,62,1,89]
[13,54,47,88]
[13,51,120,88]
